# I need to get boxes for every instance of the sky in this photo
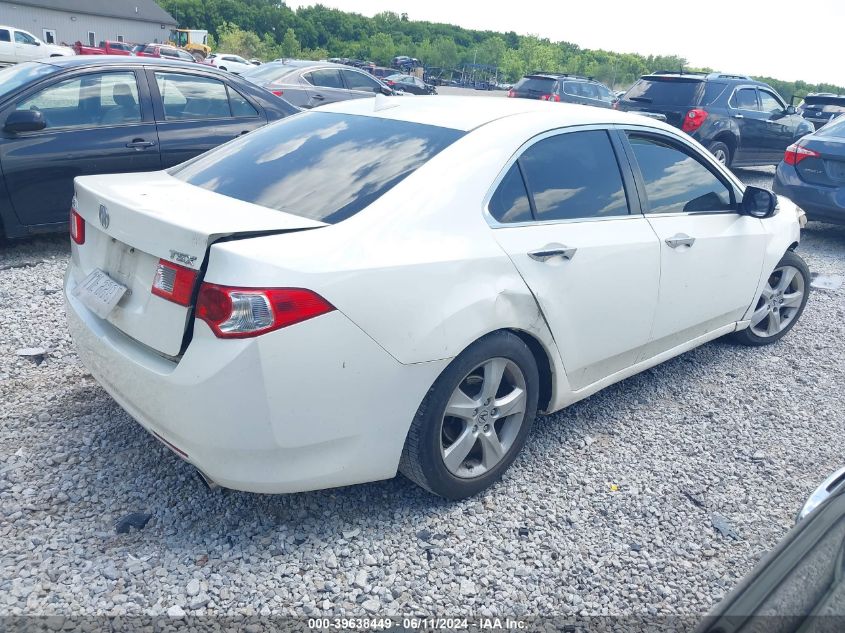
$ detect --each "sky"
[287,0,844,87]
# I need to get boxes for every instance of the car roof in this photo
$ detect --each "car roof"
[642,71,755,83]
[318,95,668,132]
[33,56,221,71]
[270,59,348,70]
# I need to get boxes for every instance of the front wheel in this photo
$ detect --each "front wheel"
[399,331,539,499]
[731,250,810,346]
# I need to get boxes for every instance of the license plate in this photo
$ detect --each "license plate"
[72,269,127,319]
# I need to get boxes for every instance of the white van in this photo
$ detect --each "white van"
[0,26,73,66]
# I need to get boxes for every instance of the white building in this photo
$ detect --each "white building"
[0,0,177,47]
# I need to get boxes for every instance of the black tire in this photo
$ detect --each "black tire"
[399,331,539,499]
[731,250,810,346]
[708,140,732,167]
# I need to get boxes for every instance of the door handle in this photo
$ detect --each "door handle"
[126,139,156,149]
[732,114,744,119]
[311,94,325,101]
[528,244,577,262]
[665,234,696,248]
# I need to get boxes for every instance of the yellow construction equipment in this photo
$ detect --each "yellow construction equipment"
[169,29,211,60]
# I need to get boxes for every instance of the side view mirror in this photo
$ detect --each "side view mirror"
[4,109,46,133]
[741,186,777,218]
[785,105,797,115]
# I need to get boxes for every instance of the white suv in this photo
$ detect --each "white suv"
[0,26,73,65]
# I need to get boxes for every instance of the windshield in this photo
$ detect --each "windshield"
[624,78,704,106]
[171,111,464,224]
[0,62,59,103]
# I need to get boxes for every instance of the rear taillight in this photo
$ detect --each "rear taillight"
[271,89,283,96]
[682,108,709,133]
[507,89,515,98]
[540,94,560,102]
[196,284,334,339]
[784,143,820,165]
[151,259,198,306]
[69,202,85,245]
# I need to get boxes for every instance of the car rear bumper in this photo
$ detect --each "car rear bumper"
[64,270,447,493]
[773,162,845,225]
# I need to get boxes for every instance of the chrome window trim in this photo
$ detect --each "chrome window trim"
[482,123,636,229]
[483,122,747,229]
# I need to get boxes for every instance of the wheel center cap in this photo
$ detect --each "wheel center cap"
[478,410,489,423]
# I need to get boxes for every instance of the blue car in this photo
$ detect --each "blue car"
[0,56,297,240]
[774,114,845,225]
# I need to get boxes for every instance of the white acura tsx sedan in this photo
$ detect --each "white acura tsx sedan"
[64,96,809,499]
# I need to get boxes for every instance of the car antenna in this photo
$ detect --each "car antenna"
[374,92,400,112]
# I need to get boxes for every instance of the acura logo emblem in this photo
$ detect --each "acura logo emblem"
[98,204,110,229]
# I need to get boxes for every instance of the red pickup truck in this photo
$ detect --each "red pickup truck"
[73,40,134,55]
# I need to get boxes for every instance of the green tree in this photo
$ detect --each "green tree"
[280,28,300,58]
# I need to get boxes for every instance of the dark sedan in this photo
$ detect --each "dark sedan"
[383,73,437,95]
[0,56,297,240]
[774,115,845,225]
[239,60,393,109]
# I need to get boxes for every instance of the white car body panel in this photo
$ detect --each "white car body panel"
[642,213,767,357]
[64,97,803,493]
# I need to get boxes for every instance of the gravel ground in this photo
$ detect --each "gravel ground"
[1,169,843,624]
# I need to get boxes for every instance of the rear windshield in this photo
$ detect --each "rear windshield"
[817,115,845,138]
[0,62,59,102]
[624,78,704,106]
[171,111,464,223]
[240,63,300,82]
[802,96,845,114]
[514,76,556,92]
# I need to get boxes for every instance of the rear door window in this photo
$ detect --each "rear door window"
[155,72,231,120]
[731,88,759,110]
[516,130,629,221]
[0,29,10,42]
[304,69,344,89]
[171,111,464,223]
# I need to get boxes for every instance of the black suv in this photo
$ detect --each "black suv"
[508,73,616,109]
[617,71,813,167]
[798,93,845,129]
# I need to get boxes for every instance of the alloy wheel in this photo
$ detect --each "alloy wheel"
[749,265,806,338]
[440,358,527,479]
[713,148,728,164]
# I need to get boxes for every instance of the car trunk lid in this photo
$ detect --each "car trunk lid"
[794,136,845,187]
[70,171,326,357]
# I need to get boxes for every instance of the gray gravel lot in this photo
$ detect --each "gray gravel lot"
[1,169,843,622]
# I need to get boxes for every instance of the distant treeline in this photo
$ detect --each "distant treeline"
[158,0,844,95]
